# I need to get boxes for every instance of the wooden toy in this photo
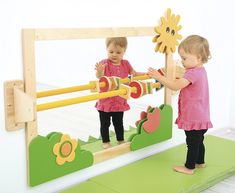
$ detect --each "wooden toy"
[110,76,120,90]
[3,8,183,187]
[99,76,111,92]
[129,81,144,98]
[98,76,121,92]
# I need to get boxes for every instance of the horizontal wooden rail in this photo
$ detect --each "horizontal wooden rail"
[34,27,155,41]
[37,88,128,111]
[36,74,151,98]
[93,142,131,163]
[37,82,161,111]
[37,83,99,98]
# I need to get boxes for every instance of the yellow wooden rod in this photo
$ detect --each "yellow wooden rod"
[37,82,106,98]
[37,89,127,111]
[36,81,160,112]
[133,74,151,81]
[37,84,93,98]
[121,74,150,84]
[36,74,150,98]
[37,81,160,111]
[152,82,161,88]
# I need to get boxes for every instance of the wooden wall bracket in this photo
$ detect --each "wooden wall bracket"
[4,80,35,131]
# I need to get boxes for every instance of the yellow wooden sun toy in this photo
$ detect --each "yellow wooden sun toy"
[153,8,182,54]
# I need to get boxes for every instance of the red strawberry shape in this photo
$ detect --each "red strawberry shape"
[135,111,147,127]
[142,108,160,133]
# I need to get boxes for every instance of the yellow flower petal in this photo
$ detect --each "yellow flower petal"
[53,143,60,155]
[61,134,70,142]
[56,156,65,165]
[53,134,78,166]
[66,152,76,162]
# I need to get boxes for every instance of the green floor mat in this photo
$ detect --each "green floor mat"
[60,181,117,193]
[60,135,235,193]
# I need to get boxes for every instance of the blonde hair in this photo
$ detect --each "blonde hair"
[178,35,211,63]
[106,37,128,49]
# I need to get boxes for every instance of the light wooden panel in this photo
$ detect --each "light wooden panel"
[4,80,25,131]
[93,142,131,163]
[14,87,35,123]
[22,29,38,185]
[22,29,38,146]
[164,52,174,105]
[35,27,155,40]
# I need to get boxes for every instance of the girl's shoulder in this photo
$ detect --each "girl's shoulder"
[100,59,109,65]
[185,67,206,76]
[184,67,207,83]
[121,59,132,69]
[188,66,206,72]
[121,59,131,65]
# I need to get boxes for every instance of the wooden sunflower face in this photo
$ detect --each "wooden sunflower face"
[153,8,182,54]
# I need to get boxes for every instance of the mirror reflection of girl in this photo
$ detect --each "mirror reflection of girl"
[148,35,213,174]
[95,37,145,149]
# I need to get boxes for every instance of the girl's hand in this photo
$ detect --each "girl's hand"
[95,62,105,72]
[95,62,105,78]
[147,67,161,79]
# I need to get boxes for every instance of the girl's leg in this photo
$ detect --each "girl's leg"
[98,111,111,143]
[174,130,207,174]
[173,130,198,175]
[111,112,124,142]
[196,129,208,165]
[185,130,207,169]
[184,130,203,169]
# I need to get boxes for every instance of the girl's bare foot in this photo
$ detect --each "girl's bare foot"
[173,166,194,175]
[102,142,112,149]
[196,163,206,168]
[117,140,126,145]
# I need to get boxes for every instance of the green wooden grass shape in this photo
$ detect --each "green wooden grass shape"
[129,104,172,150]
[29,132,93,186]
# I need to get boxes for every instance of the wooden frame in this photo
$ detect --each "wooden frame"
[4,26,177,185]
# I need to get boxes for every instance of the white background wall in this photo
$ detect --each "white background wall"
[1,0,235,193]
